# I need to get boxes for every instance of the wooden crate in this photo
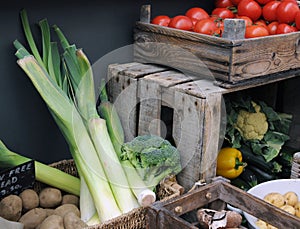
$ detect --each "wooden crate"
[133,5,300,85]
[146,178,300,228]
[106,62,300,191]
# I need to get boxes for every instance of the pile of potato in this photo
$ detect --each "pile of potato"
[0,187,87,229]
[256,191,300,229]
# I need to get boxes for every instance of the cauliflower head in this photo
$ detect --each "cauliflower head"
[235,101,268,140]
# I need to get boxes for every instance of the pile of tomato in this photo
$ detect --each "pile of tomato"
[151,0,300,38]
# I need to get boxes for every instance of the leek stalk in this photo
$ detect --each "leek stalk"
[0,140,80,196]
[98,81,156,206]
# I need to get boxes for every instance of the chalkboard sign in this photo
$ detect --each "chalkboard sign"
[0,160,35,199]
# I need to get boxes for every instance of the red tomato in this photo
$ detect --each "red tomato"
[295,11,300,30]
[276,23,297,34]
[262,1,281,22]
[193,18,218,35]
[238,0,262,21]
[211,17,225,36]
[254,19,268,29]
[231,0,243,5]
[236,15,253,26]
[151,15,171,26]
[267,21,279,35]
[256,0,273,4]
[212,8,235,19]
[168,15,193,31]
[276,1,299,24]
[185,7,210,21]
[215,0,234,8]
[245,24,269,38]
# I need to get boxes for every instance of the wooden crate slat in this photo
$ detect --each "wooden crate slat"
[174,79,226,98]
[134,29,232,82]
[138,78,162,136]
[172,91,206,190]
[107,63,171,141]
[107,68,139,142]
[143,70,193,88]
[200,92,224,182]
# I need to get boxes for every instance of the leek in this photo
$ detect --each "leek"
[0,140,80,196]
[98,81,156,206]
[53,25,139,212]
[13,9,141,223]
[16,55,122,221]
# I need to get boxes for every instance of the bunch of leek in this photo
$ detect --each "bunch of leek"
[13,10,139,223]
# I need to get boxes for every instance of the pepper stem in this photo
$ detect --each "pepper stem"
[235,158,247,170]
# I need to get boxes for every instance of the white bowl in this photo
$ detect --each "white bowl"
[243,179,300,229]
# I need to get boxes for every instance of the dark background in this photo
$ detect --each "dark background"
[0,1,214,163]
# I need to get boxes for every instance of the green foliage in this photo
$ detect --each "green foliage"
[225,96,292,175]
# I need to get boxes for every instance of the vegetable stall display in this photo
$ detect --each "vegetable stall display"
[0,9,182,226]
[151,0,300,38]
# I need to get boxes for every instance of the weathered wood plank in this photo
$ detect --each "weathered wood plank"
[107,63,168,141]
[107,66,139,142]
[134,28,232,81]
[200,92,224,182]
[222,19,245,40]
[138,78,162,136]
[172,91,205,190]
[140,5,150,23]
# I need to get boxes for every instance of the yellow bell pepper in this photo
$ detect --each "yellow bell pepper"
[216,147,246,179]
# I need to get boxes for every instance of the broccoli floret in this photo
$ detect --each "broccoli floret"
[120,135,182,189]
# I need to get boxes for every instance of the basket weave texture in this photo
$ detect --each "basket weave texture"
[35,159,179,229]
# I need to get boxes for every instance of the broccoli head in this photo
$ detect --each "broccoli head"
[120,135,182,189]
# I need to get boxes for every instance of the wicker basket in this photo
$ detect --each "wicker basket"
[35,159,181,229]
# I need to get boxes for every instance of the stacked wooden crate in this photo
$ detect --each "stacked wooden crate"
[106,62,300,191]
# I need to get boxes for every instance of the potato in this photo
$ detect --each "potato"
[61,194,79,207]
[263,192,285,208]
[18,208,47,229]
[54,204,80,218]
[0,194,22,221]
[64,211,88,229]
[267,224,278,229]
[45,208,55,217]
[19,189,39,211]
[225,210,242,228]
[39,187,62,208]
[256,219,268,229]
[283,191,298,207]
[280,205,296,215]
[294,201,300,217]
[39,214,64,229]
